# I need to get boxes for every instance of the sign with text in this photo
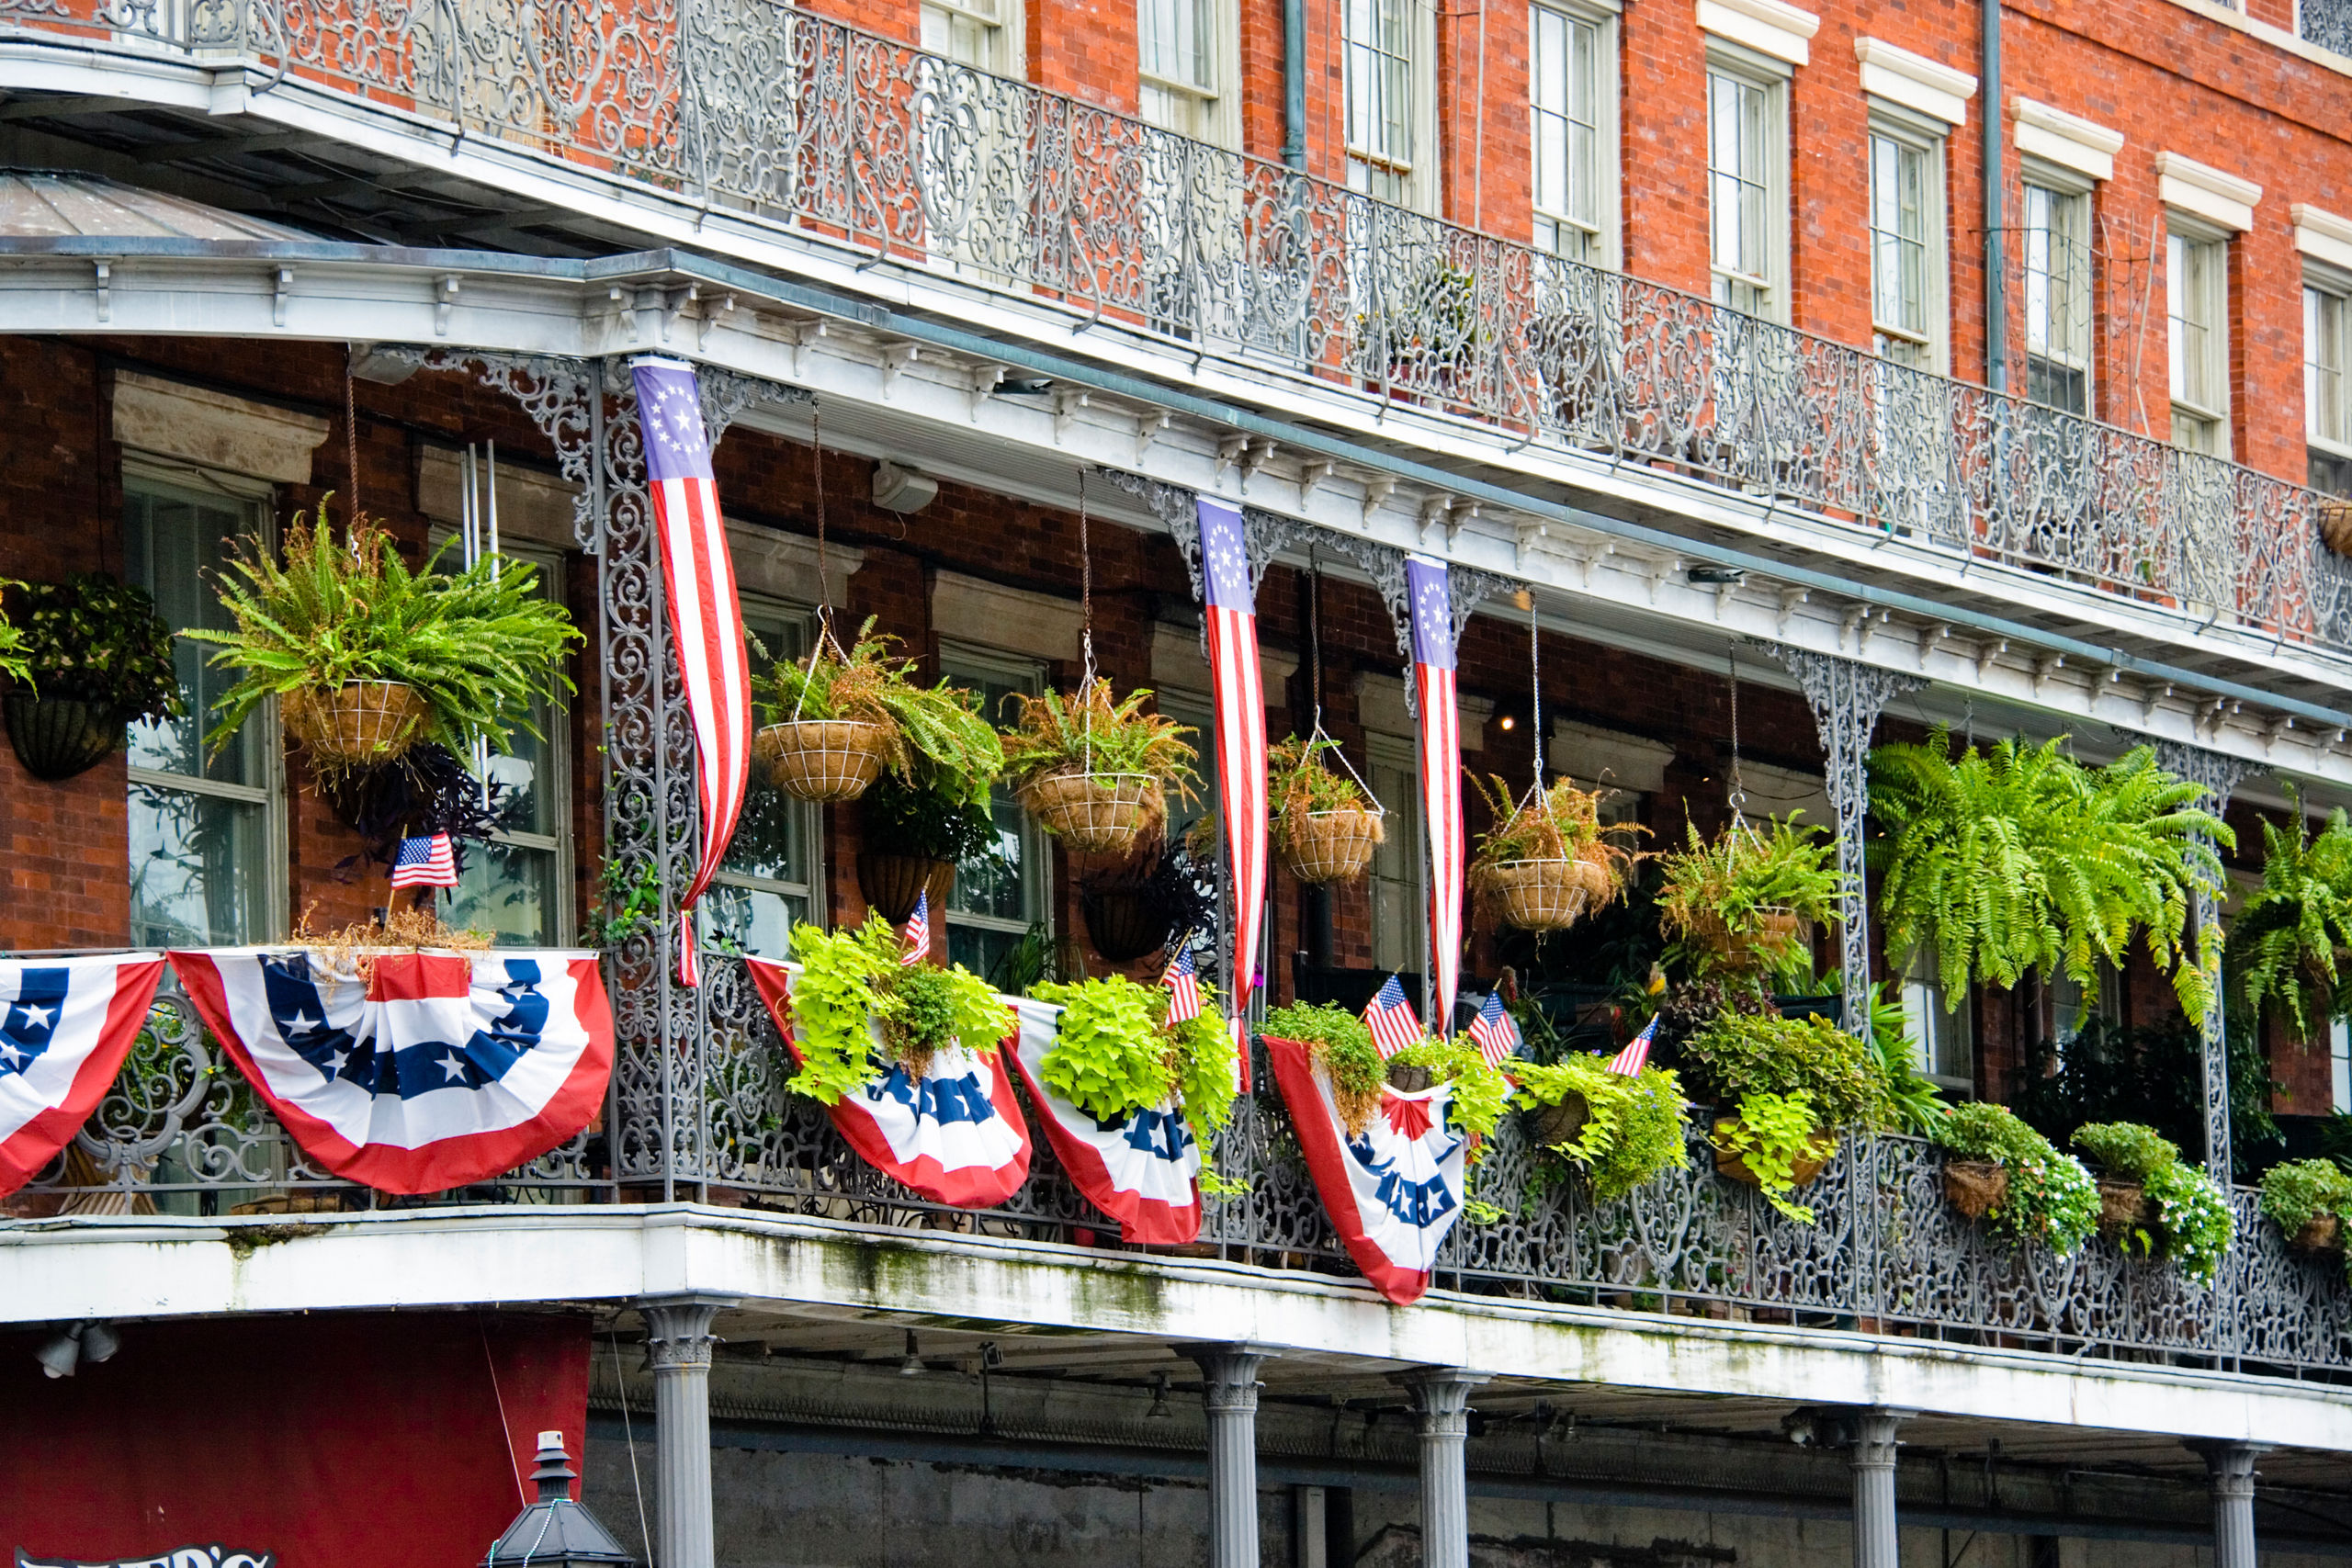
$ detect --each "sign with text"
[18,1547,275,1568]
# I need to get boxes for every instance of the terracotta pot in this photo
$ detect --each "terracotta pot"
[1479,858,1598,932]
[1942,1158,2010,1221]
[283,680,427,769]
[753,718,888,802]
[1080,885,1174,963]
[1712,1117,1832,1190]
[1277,807,1384,885]
[3,693,120,781]
[856,853,953,925]
[1022,771,1157,854]
[2290,1212,2345,1254]
[1527,1092,1590,1150]
[2096,1178,2159,1237]
[2319,498,2352,558]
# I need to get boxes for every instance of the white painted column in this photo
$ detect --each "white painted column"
[642,1294,735,1568]
[1849,1407,1909,1568]
[1192,1343,1276,1568]
[2197,1440,2267,1568]
[1400,1368,1487,1568]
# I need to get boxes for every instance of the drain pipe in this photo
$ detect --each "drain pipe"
[1983,0,2007,392]
[1283,0,1306,168]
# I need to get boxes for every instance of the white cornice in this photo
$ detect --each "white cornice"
[2293,204,2352,275]
[2156,151,2263,234]
[2013,97,2124,183]
[1854,38,1977,127]
[1696,0,1819,67]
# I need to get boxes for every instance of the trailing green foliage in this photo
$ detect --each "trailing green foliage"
[1714,1089,1834,1224]
[187,511,580,761]
[1263,1001,1385,1133]
[2222,788,2352,1039]
[1868,729,2230,1027]
[1513,1054,1690,1201]
[1929,1100,2101,1254]
[1031,974,1237,1142]
[784,919,1008,1103]
[3,573,182,719]
[1680,1009,1893,1132]
[2258,1158,2352,1235]
[986,920,1078,997]
[2143,1158,2234,1287]
[0,581,30,687]
[756,616,1003,806]
[1655,814,1845,985]
[580,857,663,947]
[2070,1121,2180,1180]
[1390,1036,1515,1153]
[1465,773,1635,886]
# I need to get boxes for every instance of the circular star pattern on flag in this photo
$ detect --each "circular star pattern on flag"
[644,378,709,468]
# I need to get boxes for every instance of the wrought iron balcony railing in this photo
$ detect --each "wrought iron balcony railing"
[12,964,2347,1382]
[6,0,2352,654]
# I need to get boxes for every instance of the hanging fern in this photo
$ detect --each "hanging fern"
[1868,729,2229,1027]
[2222,787,2352,1039]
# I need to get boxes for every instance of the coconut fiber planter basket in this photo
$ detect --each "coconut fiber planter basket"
[1277,807,1383,885]
[755,719,889,803]
[1023,772,1156,855]
[283,681,428,770]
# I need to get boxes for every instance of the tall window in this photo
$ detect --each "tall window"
[1706,57,1785,318]
[2332,1017,2351,1114]
[1868,119,1942,370]
[2022,177,2092,415]
[2307,276,2352,495]
[942,647,1049,982]
[1901,950,1973,1090]
[1138,0,1219,141]
[1530,1,1612,265]
[702,602,823,958]
[921,0,1015,71]
[2167,225,2230,456]
[1367,737,1421,976]
[123,475,277,946]
[1344,0,1421,205]
[445,543,570,945]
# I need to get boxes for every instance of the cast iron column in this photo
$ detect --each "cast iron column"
[1192,1344,1275,1568]
[642,1294,734,1568]
[2154,740,2256,1179]
[1400,1368,1487,1568]
[1849,1408,1909,1568]
[2195,1441,2266,1568]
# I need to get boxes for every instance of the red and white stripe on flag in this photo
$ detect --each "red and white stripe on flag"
[1405,555,1464,1030]
[389,832,457,890]
[0,953,167,1196]
[1004,993,1202,1244]
[1607,1017,1657,1076]
[166,947,614,1195]
[1196,498,1264,1093]
[632,356,752,987]
[745,958,1032,1207]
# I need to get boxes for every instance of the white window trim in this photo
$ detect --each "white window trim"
[121,457,288,942]
[1137,0,1242,149]
[1342,0,1442,212]
[2156,150,2262,236]
[1854,36,1976,128]
[1705,40,1792,323]
[2167,215,2233,450]
[2294,203,2352,275]
[1529,0,1623,269]
[923,0,1024,74]
[938,640,1052,947]
[1695,0,1816,67]
[2020,156,2097,408]
[1867,102,1951,374]
[1548,718,1673,795]
[2012,97,2122,185]
[2306,262,2352,462]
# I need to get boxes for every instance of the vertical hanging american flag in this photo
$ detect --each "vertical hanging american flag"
[632,356,752,988]
[1198,499,1264,1091]
[1406,554,1464,1031]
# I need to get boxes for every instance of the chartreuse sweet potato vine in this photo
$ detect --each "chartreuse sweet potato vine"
[1030,973,1237,1145]
[784,918,1009,1104]
[1513,1054,1690,1202]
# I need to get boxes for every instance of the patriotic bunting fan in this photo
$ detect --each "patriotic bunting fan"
[1004,994,1203,1245]
[0,954,168,1196]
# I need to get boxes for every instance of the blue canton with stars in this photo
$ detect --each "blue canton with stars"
[1406,556,1454,671]
[634,361,713,484]
[0,967,67,1078]
[1198,500,1252,612]
[260,954,553,1098]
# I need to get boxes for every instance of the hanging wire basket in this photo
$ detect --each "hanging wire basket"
[1684,904,1807,971]
[754,718,889,802]
[1476,856,1608,933]
[284,680,427,769]
[1277,805,1385,885]
[1022,770,1157,854]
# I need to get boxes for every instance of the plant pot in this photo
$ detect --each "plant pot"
[1688,907,1806,970]
[1080,885,1175,963]
[857,852,953,925]
[1277,807,1384,885]
[1712,1117,1831,1190]
[1942,1158,2009,1221]
[283,680,428,769]
[753,718,888,803]
[3,693,121,781]
[2289,1212,2345,1254]
[1478,858,1601,932]
[1526,1091,1590,1150]
[2096,1177,2159,1237]
[1023,771,1156,855]
[2319,498,2352,558]
[1386,1061,1434,1092]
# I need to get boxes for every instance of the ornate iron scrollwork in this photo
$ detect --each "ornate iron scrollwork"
[2154,739,2260,1179]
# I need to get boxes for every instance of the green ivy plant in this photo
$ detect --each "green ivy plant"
[1655,814,1846,985]
[1679,1009,1893,1133]
[2070,1122,2180,1181]
[1389,1036,1514,1155]
[3,573,182,720]
[1860,981,1948,1136]
[2143,1157,2234,1287]
[188,511,580,764]
[0,580,30,687]
[1513,1054,1690,1201]
[1713,1089,1834,1224]
[757,616,1004,807]
[580,857,663,948]
[2258,1158,2352,1235]
[1929,1100,2100,1255]
[2222,786,2352,1039]
[1031,973,1237,1143]
[784,918,1009,1104]
[1263,1001,1385,1135]
[1869,729,2231,1027]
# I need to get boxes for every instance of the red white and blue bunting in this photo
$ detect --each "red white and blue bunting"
[0,954,167,1196]
[746,958,1032,1208]
[167,948,614,1195]
[1263,1033,1470,1305]
[1002,993,1202,1245]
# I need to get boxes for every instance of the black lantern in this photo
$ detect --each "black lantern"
[481,1431,641,1568]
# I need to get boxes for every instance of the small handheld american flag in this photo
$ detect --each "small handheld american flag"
[389,832,458,890]
[899,890,930,967]
[1466,991,1522,1068]
[1161,945,1203,1024]
[1363,973,1422,1059]
[1606,1016,1657,1077]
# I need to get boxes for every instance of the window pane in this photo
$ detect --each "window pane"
[941,654,1045,942]
[703,884,808,958]
[445,839,557,944]
[124,489,261,787]
[2023,182,2091,414]
[130,780,262,945]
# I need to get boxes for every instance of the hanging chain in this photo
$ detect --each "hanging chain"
[1308,548,1323,730]
[1077,468,1094,768]
[1726,645,1750,824]
[1529,592,1544,785]
[790,404,838,723]
[343,353,362,533]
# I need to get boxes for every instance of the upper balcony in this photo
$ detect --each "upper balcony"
[2,0,2351,693]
